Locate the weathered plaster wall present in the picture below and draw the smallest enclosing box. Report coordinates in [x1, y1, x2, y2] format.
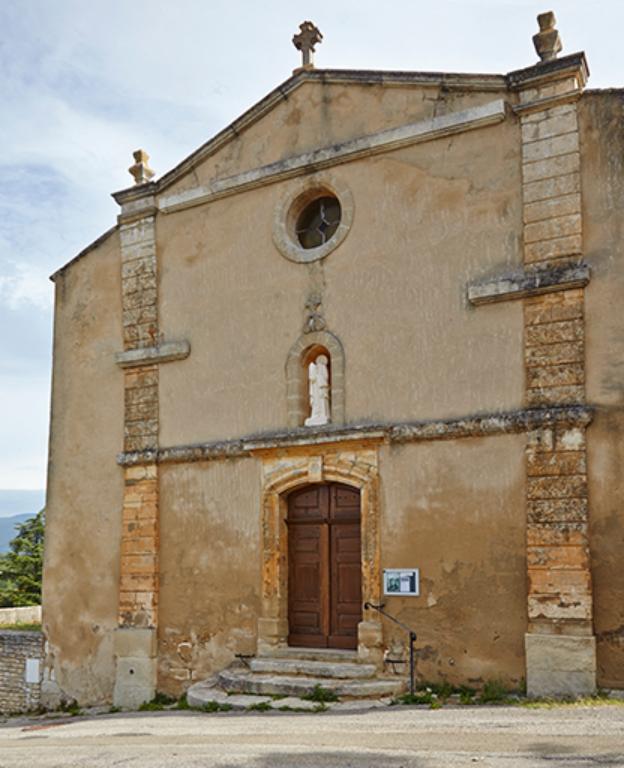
[159, 96, 524, 446]
[157, 459, 262, 695]
[43, 231, 124, 704]
[579, 90, 624, 688]
[379, 435, 527, 687]
[165, 82, 509, 198]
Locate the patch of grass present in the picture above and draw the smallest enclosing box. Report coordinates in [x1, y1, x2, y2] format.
[175, 694, 190, 710]
[108, 706, 121, 714]
[138, 692, 177, 712]
[302, 684, 339, 703]
[0, 622, 42, 632]
[59, 699, 82, 717]
[459, 686, 476, 705]
[392, 689, 437, 706]
[521, 694, 624, 709]
[479, 679, 510, 704]
[199, 700, 233, 713]
[428, 682, 454, 700]
[246, 701, 272, 712]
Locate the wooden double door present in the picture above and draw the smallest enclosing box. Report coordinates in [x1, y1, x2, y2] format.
[287, 483, 362, 649]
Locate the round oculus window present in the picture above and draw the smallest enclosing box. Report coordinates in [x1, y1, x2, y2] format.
[295, 195, 342, 250]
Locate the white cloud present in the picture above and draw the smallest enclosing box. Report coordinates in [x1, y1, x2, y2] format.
[0, 261, 52, 311]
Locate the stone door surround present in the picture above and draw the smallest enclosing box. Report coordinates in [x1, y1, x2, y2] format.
[256, 444, 384, 667]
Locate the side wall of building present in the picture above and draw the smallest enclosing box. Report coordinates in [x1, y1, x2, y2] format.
[580, 91, 624, 688]
[43, 232, 124, 705]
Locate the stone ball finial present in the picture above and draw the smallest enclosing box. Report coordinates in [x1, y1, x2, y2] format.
[533, 11, 563, 62]
[292, 21, 323, 69]
[128, 149, 155, 185]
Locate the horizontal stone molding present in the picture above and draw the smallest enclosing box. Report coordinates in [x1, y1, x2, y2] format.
[467, 262, 590, 306]
[159, 99, 507, 214]
[117, 405, 593, 466]
[115, 340, 191, 368]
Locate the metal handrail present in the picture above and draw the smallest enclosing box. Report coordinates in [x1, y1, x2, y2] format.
[364, 601, 417, 695]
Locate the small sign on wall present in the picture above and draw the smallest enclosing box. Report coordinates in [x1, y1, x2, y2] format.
[25, 658, 40, 684]
[383, 569, 420, 596]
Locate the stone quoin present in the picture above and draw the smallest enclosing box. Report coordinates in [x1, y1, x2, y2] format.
[41, 13, 624, 708]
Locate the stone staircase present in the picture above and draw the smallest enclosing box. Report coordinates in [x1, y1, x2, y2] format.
[187, 648, 405, 707]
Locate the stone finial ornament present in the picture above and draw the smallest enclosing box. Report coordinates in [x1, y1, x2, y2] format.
[128, 149, 155, 185]
[293, 21, 323, 69]
[533, 11, 563, 62]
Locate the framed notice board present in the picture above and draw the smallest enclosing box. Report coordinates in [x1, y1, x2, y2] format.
[383, 569, 420, 596]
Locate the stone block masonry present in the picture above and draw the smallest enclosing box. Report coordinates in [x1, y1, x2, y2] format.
[0, 631, 44, 713]
[114, 191, 161, 708]
[516, 54, 596, 696]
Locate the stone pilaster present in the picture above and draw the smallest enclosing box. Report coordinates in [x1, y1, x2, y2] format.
[113, 184, 160, 707]
[512, 53, 596, 696]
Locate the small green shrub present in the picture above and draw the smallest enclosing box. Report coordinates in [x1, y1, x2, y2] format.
[458, 686, 476, 705]
[479, 680, 509, 704]
[302, 684, 339, 703]
[247, 701, 272, 712]
[108, 706, 121, 714]
[138, 692, 177, 711]
[393, 689, 436, 706]
[175, 694, 190, 710]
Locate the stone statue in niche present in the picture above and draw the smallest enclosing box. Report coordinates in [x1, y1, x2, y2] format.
[304, 355, 330, 427]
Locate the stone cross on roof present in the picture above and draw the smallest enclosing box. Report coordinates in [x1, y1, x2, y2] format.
[293, 21, 323, 69]
[533, 11, 563, 62]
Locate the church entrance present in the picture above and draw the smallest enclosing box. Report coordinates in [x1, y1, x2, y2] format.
[287, 483, 362, 649]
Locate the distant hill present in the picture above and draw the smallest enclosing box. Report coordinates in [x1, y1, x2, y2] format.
[0, 514, 34, 553]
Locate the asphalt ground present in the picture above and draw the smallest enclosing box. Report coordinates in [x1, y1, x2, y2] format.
[0, 704, 623, 767]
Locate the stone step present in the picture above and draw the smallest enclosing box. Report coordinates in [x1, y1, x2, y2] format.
[249, 657, 377, 679]
[217, 667, 404, 699]
[265, 647, 358, 662]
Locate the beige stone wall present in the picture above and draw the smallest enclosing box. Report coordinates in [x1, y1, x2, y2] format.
[579, 91, 624, 688]
[159, 94, 524, 446]
[157, 459, 262, 695]
[379, 436, 527, 687]
[165, 82, 508, 199]
[43, 79, 624, 702]
[43, 231, 124, 704]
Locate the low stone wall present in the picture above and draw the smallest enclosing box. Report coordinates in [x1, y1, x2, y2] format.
[0, 605, 42, 625]
[0, 631, 44, 713]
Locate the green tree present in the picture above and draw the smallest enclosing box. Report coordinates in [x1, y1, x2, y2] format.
[0, 509, 45, 607]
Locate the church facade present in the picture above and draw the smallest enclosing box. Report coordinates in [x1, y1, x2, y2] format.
[42, 15, 624, 707]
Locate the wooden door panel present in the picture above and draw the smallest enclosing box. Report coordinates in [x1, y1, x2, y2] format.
[329, 520, 361, 649]
[288, 522, 328, 647]
[288, 483, 361, 650]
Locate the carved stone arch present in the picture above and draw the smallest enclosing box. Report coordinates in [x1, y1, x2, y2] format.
[285, 330, 345, 428]
[257, 449, 382, 666]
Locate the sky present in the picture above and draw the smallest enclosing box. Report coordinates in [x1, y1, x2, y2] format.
[0, 0, 622, 505]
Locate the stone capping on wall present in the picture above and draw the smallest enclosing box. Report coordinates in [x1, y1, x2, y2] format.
[158, 99, 507, 214]
[506, 52, 589, 90]
[467, 262, 590, 306]
[117, 405, 593, 467]
[115, 340, 191, 368]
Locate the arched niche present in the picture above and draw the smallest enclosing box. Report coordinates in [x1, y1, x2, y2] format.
[285, 330, 345, 428]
